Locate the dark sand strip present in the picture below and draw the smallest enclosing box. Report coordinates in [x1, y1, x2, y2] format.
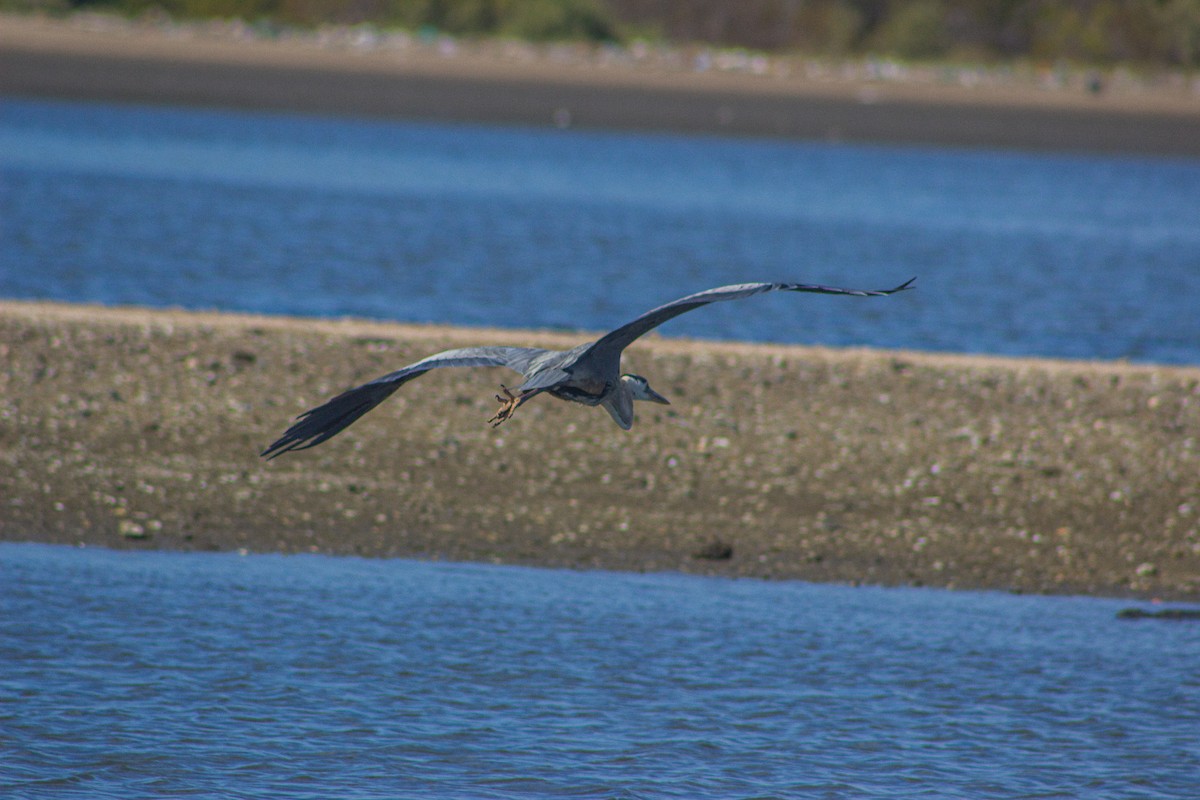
[2, 15, 1199, 155]
[3, 301, 1198, 599]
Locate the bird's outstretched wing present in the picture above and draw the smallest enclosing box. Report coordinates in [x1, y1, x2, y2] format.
[261, 346, 550, 459]
[587, 278, 915, 359]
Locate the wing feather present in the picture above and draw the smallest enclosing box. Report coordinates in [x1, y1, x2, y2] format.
[587, 278, 915, 359]
[261, 346, 551, 459]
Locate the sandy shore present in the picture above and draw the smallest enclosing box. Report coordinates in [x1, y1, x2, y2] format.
[2, 13, 1199, 155]
[2, 300, 1198, 599]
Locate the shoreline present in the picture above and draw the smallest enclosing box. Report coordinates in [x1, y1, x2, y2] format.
[3, 300, 1198, 600]
[2, 13, 1199, 155]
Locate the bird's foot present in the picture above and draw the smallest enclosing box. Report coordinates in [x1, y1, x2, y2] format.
[488, 385, 522, 427]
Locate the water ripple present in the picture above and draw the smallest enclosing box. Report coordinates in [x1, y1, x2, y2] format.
[3, 98, 1199, 364]
[3, 544, 1199, 798]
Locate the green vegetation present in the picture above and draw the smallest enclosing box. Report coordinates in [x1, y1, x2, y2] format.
[14, 0, 1200, 66]
[27, 0, 621, 41]
[603, 0, 1200, 67]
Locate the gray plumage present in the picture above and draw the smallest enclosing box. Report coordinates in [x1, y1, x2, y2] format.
[261, 278, 914, 459]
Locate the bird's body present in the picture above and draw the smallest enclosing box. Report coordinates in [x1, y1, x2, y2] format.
[262, 279, 913, 459]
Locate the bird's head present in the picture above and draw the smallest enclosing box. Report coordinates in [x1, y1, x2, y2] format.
[621, 374, 670, 406]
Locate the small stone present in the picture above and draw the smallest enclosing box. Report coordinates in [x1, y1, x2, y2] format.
[118, 520, 148, 539]
[693, 539, 733, 560]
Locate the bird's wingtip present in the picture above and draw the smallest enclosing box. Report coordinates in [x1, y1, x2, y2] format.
[259, 443, 287, 460]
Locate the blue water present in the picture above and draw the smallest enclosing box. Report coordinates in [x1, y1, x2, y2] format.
[2, 543, 1198, 799]
[3, 97, 1200, 363]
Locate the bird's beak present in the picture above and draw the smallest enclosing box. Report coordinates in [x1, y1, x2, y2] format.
[646, 387, 670, 405]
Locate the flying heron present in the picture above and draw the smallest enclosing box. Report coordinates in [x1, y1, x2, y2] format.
[261, 278, 914, 459]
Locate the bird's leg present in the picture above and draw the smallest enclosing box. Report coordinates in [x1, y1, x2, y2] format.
[488, 384, 531, 427]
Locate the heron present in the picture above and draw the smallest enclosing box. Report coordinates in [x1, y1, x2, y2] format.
[261, 278, 914, 459]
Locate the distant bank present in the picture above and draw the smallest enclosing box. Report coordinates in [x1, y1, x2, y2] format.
[2, 300, 1198, 600]
[1, 13, 1198, 156]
